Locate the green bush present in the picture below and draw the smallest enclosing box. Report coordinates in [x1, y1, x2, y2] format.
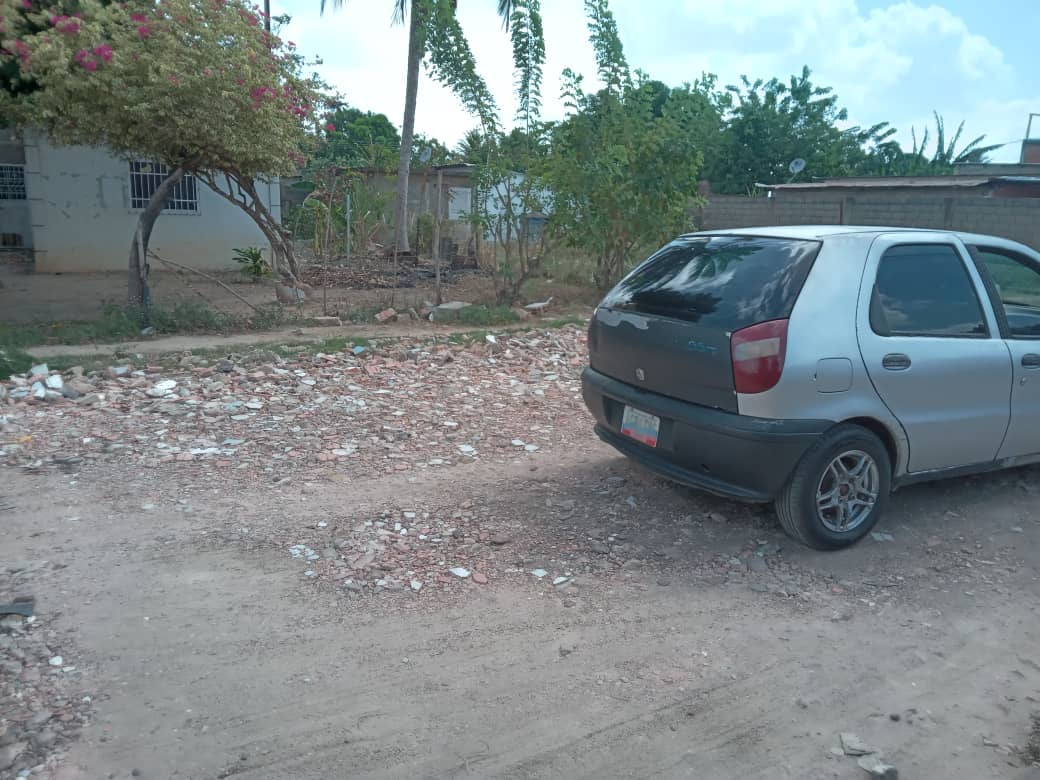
[233, 246, 271, 280]
[147, 301, 234, 333]
[415, 212, 436, 254]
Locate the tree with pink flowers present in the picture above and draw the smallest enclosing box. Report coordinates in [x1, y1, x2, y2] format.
[0, 0, 329, 303]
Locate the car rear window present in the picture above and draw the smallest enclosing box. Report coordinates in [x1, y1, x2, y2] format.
[600, 235, 822, 328]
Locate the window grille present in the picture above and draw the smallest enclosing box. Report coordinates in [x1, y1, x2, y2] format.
[129, 160, 198, 212]
[0, 164, 26, 200]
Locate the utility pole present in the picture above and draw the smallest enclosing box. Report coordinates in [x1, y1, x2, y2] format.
[263, 0, 271, 33]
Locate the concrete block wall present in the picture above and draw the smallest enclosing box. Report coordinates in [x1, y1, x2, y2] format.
[24, 134, 276, 273]
[695, 195, 773, 230]
[698, 189, 1040, 251]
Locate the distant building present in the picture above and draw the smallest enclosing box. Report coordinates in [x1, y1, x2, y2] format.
[0, 129, 277, 273]
[697, 170, 1040, 251]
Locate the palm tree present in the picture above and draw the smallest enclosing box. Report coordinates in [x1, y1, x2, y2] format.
[320, 0, 519, 252]
[906, 112, 1003, 170]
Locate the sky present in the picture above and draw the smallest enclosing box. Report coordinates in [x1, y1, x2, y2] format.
[277, 0, 1039, 164]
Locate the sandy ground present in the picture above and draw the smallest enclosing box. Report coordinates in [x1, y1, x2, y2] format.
[4, 438, 1040, 779]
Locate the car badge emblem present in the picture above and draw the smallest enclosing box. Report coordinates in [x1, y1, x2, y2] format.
[635, 368, 646, 382]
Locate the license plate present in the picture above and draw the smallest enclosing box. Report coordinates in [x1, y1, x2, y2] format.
[621, 406, 660, 447]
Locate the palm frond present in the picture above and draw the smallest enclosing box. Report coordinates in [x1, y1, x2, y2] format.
[392, 0, 407, 25]
[498, 0, 514, 27]
[583, 0, 630, 97]
[319, 0, 346, 15]
[510, 0, 545, 128]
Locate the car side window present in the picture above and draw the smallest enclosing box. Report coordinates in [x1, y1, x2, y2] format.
[972, 246, 1040, 338]
[870, 244, 987, 338]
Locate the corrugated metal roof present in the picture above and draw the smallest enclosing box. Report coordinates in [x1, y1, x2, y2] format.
[757, 176, 992, 190]
[758, 175, 1040, 190]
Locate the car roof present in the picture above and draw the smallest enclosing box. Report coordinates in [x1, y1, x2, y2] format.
[684, 225, 1036, 252]
[685, 225, 941, 240]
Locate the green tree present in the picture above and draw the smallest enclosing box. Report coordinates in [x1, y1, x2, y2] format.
[704, 67, 1002, 190]
[317, 107, 452, 171]
[706, 66, 879, 194]
[543, 0, 708, 289]
[319, 0, 522, 252]
[323, 106, 402, 169]
[1, 0, 328, 303]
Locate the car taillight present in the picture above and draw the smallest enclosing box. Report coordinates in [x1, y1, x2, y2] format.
[731, 319, 788, 394]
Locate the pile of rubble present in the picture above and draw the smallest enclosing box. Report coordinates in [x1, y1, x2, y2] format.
[0, 597, 93, 778]
[0, 326, 588, 485]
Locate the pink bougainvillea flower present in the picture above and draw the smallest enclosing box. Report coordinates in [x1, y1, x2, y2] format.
[81, 59, 98, 71]
[21, 0, 32, 9]
[325, 123, 335, 132]
[130, 12, 148, 21]
[93, 44, 113, 62]
[137, 25, 150, 39]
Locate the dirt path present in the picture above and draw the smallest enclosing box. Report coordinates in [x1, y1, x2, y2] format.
[4, 440, 1040, 779]
[23, 313, 587, 361]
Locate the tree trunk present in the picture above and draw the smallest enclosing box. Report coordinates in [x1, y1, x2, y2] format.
[394, 2, 423, 253]
[128, 166, 185, 307]
[200, 172, 300, 283]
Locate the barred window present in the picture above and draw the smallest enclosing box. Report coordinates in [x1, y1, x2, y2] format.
[129, 160, 198, 212]
[0, 164, 26, 200]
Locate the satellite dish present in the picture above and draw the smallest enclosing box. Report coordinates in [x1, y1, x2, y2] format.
[419, 147, 432, 164]
[788, 158, 806, 174]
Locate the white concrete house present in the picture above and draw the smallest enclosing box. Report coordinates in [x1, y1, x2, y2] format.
[0, 129, 277, 273]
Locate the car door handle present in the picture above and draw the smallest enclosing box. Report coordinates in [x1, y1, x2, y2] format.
[1022, 353, 1040, 369]
[882, 353, 911, 371]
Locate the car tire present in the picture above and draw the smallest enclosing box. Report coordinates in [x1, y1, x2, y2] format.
[775, 424, 892, 550]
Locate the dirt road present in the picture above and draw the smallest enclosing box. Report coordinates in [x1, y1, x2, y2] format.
[3, 328, 1040, 779]
[4, 445, 1040, 780]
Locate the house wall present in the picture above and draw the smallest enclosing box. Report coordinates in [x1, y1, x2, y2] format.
[0, 128, 32, 249]
[698, 189, 1040, 251]
[24, 135, 276, 273]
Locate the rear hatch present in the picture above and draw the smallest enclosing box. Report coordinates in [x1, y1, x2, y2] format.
[588, 234, 822, 413]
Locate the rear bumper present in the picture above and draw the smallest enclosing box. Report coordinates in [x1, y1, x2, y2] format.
[582, 367, 831, 502]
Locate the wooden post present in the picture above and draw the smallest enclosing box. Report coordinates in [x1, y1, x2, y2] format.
[433, 168, 443, 306]
[344, 190, 352, 264]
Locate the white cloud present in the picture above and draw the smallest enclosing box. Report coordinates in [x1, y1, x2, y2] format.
[278, 0, 1029, 162]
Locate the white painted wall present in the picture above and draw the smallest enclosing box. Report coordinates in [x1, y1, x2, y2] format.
[24, 134, 277, 273]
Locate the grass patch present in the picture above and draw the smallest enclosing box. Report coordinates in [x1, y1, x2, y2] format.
[0, 302, 303, 351]
[0, 345, 34, 376]
[454, 305, 520, 327]
[342, 306, 389, 324]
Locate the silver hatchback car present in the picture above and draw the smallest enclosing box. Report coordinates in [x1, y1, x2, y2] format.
[582, 226, 1040, 549]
